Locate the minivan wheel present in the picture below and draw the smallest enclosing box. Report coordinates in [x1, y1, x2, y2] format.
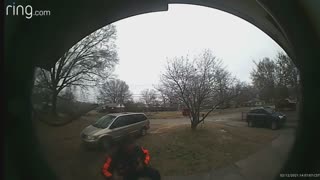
[140, 128, 147, 136]
[100, 137, 112, 150]
[271, 121, 278, 130]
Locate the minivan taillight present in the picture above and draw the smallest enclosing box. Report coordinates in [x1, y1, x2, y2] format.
[146, 121, 150, 129]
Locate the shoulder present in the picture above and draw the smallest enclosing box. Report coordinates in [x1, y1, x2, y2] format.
[133, 145, 144, 152]
[105, 151, 119, 161]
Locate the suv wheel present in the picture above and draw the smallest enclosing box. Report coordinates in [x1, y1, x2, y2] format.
[100, 137, 112, 150]
[140, 128, 147, 136]
[271, 121, 278, 130]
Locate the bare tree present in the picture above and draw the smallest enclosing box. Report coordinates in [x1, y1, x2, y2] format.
[98, 79, 132, 105]
[155, 85, 180, 109]
[232, 82, 259, 106]
[34, 25, 118, 115]
[275, 52, 299, 87]
[212, 65, 238, 107]
[160, 50, 240, 130]
[275, 52, 300, 99]
[140, 89, 158, 110]
[250, 57, 277, 102]
[250, 52, 299, 101]
[60, 86, 75, 102]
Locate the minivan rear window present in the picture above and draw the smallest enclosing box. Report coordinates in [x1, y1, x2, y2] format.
[131, 114, 147, 124]
[137, 114, 147, 121]
[92, 115, 116, 128]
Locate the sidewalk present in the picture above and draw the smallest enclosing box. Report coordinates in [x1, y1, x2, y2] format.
[163, 128, 295, 180]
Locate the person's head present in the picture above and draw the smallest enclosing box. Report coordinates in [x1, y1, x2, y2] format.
[119, 135, 136, 153]
[106, 142, 119, 155]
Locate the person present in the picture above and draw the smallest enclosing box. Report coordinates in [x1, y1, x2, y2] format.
[102, 136, 161, 180]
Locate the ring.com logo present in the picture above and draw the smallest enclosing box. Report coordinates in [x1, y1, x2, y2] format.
[6, 2, 51, 19]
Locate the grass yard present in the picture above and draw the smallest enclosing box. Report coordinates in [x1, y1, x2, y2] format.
[34, 108, 280, 179]
[145, 107, 251, 120]
[146, 111, 184, 119]
[35, 103, 98, 126]
[137, 122, 279, 176]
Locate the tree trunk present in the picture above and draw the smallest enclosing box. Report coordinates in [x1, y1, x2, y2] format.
[191, 122, 198, 130]
[191, 115, 199, 130]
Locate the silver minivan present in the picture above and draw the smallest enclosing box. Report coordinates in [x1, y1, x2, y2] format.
[81, 112, 150, 149]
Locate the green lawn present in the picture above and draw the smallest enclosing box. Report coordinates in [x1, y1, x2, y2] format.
[137, 122, 279, 176]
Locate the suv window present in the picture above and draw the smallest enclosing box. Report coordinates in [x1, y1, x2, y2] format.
[250, 109, 266, 114]
[110, 116, 131, 129]
[264, 108, 274, 114]
[250, 109, 259, 113]
[256, 109, 267, 114]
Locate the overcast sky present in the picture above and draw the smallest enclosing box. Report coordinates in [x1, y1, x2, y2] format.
[111, 4, 285, 99]
[81, 4, 286, 102]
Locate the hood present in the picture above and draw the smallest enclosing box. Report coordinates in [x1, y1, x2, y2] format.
[81, 125, 102, 136]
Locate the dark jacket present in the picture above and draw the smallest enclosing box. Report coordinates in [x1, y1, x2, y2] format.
[102, 145, 150, 179]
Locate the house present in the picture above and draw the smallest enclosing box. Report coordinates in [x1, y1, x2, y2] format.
[275, 98, 296, 111]
[97, 103, 125, 113]
[242, 98, 265, 107]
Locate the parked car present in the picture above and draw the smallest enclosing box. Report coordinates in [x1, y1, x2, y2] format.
[246, 107, 286, 130]
[275, 99, 296, 111]
[81, 112, 150, 149]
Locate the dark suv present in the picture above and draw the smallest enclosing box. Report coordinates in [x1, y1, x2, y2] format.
[246, 107, 286, 130]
